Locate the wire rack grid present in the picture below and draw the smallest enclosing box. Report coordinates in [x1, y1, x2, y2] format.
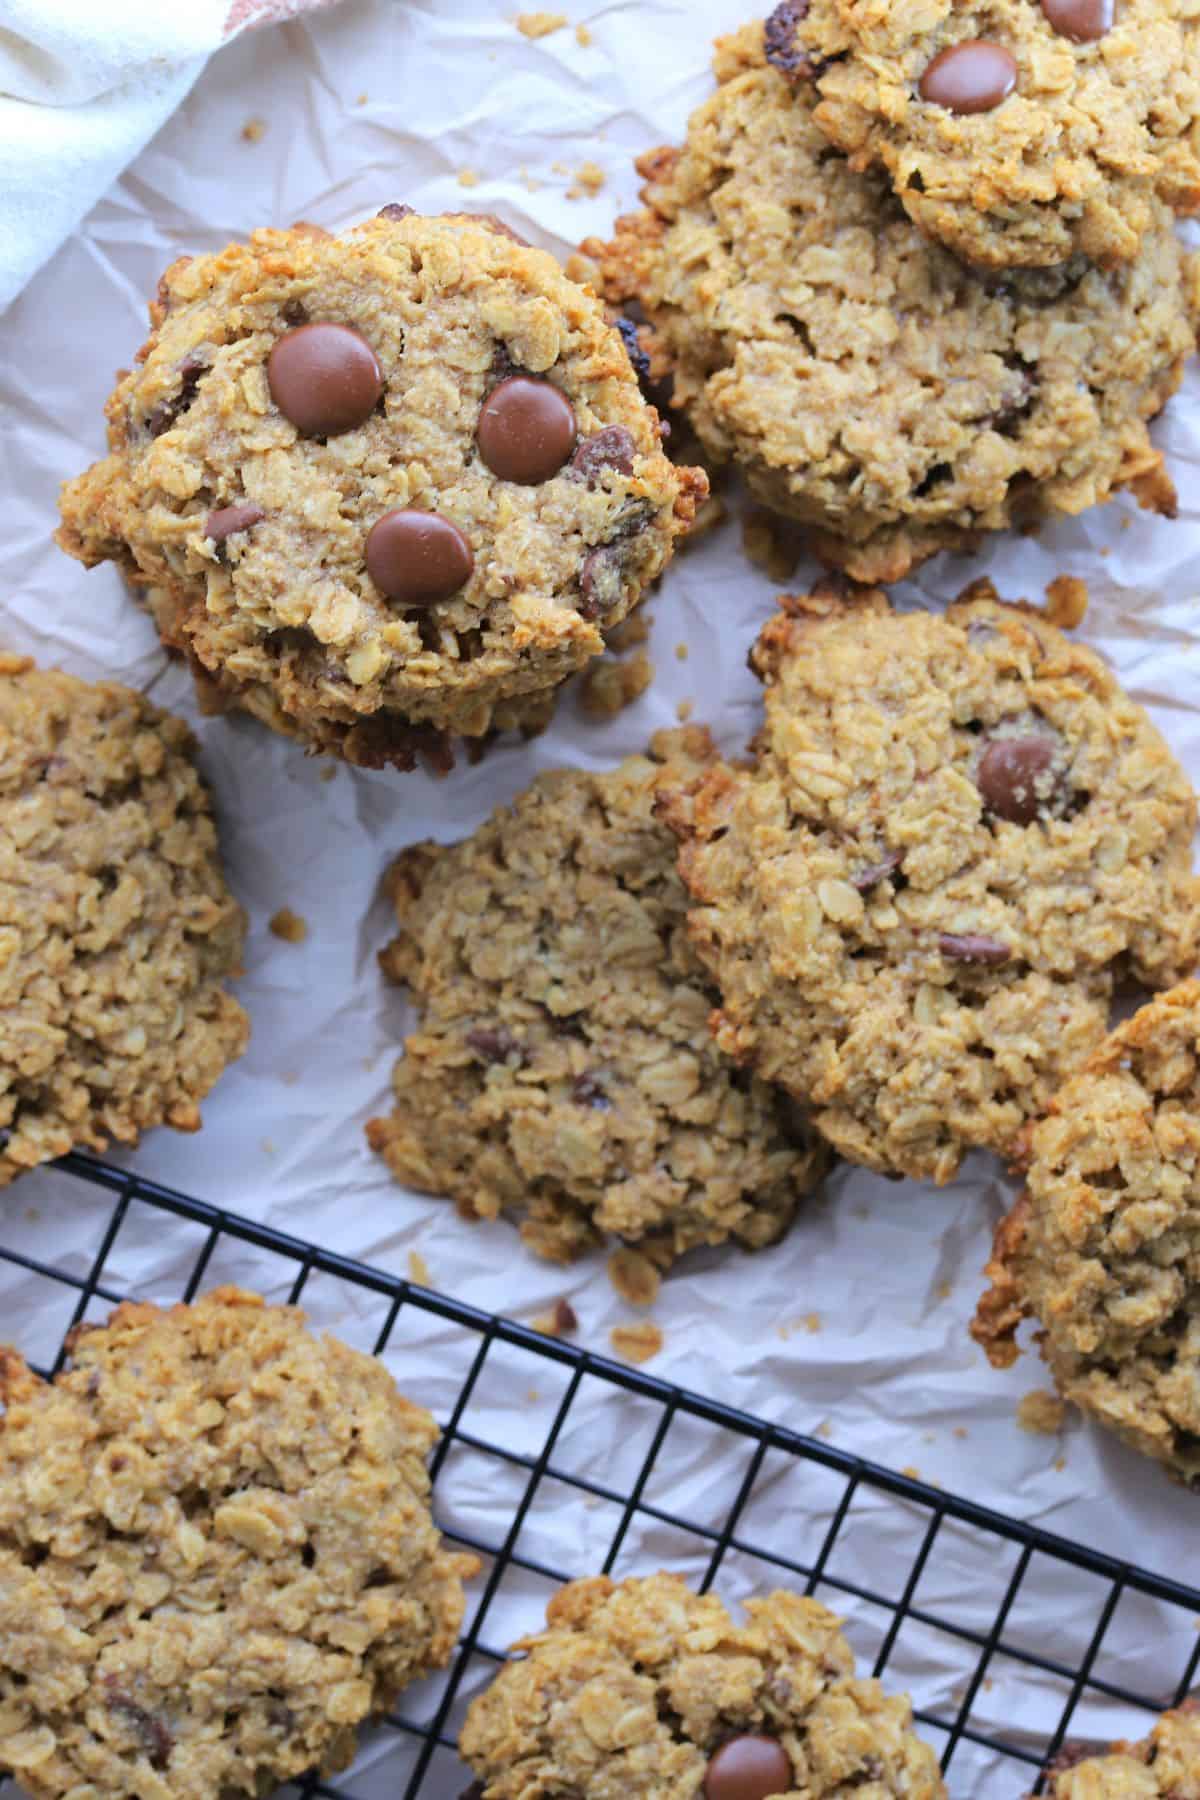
[0, 1151, 1197, 1800]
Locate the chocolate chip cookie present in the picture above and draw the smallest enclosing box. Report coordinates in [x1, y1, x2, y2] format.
[458, 1572, 947, 1799]
[658, 585, 1199, 1184]
[56, 211, 705, 767]
[366, 728, 826, 1265]
[973, 982, 1200, 1485]
[0, 652, 248, 1185]
[1039, 1702, 1200, 1796]
[579, 20, 1199, 583]
[777, 0, 1200, 269]
[0, 1288, 476, 1800]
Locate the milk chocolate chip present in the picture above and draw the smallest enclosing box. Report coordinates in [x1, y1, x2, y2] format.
[919, 41, 1018, 113]
[976, 731, 1061, 825]
[267, 322, 383, 436]
[939, 932, 1012, 964]
[1041, 0, 1114, 41]
[477, 376, 576, 483]
[704, 1735, 792, 1800]
[366, 510, 474, 606]
[205, 503, 265, 543]
[569, 426, 636, 486]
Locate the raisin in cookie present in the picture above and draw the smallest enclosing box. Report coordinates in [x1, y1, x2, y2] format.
[0, 653, 248, 1184]
[1038, 1702, 1200, 1796]
[366, 728, 826, 1265]
[57, 211, 705, 767]
[973, 982, 1200, 1485]
[458, 1572, 946, 1798]
[578, 21, 1199, 584]
[0, 1288, 476, 1800]
[659, 586, 1199, 1185]
[779, 0, 1200, 270]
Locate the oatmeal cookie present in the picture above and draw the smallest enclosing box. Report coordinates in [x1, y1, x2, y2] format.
[0, 653, 247, 1184]
[366, 728, 826, 1265]
[0, 1288, 476, 1800]
[973, 982, 1200, 1485]
[1038, 1701, 1200, 1796]
[458, 1571, 946, 1798]
[57, 210, 705, 766]
[779, 0, 1200, 270]
[580, 21, 1199, 583]
[659, 585, 1199, 1184]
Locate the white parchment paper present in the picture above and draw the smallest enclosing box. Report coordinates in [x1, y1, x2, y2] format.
[1, 3, 1199, 1792]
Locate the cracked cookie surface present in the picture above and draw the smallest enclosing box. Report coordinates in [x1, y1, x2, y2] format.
[659, 586, 1199, 1184]
[0, 652, 247, 1184]
[1039, 1701, 1200, 1796]
[973, 983, 1200, 1486]
[458, 1571, 946, 1798]
[0, 1288, 476, 1800]
[366, 728, 826, 1265]
[783, 0, 1200, 270]
[579, 20, 1199, 583]
[57, 212, 704, 766]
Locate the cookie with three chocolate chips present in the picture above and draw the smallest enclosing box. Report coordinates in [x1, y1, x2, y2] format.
[57, 211, 704, 767]
[657, 582, 1199, 1184]
[780, 0, 1200, 269]
[580, 17, 1200, 583]
[458, 1572, 946, 1799]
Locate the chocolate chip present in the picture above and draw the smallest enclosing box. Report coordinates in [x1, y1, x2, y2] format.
[102, 1683, 173, 1770]
[205, 503, 265, 544]
[938, 932, 1012, 965]
[458, 1786, 486, 1800]
[365, 509, 474, 606]
[146, 353, 205, 438]
[466, 1025, 525, 1065]
[764, 0, 821, 81]
[615, 315, 651, 385]
[568, 426, 637, 487]
[918, 41, 1018, 113]
[852, 849, 903, 892]
[572, 1072, 611, 1109]
[267, 321, 383, 436]
[377, 202, 414, 220]
[579, 547, 624, 620]
[1040, 0, 1113, 41]
[704, 1734, 792, 1800]
[476, 375, 576, 483]
[976, 730, 1061, 825]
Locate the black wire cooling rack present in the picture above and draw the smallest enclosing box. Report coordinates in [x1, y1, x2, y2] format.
[1, 1152, 1197, 1800]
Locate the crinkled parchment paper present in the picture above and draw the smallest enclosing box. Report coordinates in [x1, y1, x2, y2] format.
[1, 3, 1199, 1791]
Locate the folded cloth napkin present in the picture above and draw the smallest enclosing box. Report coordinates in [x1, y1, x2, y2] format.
[0, 0, 336, 313]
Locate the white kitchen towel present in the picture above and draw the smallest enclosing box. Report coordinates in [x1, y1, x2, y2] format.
[0, 0, 337, 313]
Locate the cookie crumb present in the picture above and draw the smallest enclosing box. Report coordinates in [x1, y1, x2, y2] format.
[261, 1138, 276, 1155]
[579, 649, 654, 720]
[675, 641, 689, 662]
[805, 1312, 821, 1333]
[937, 1280, 951, 1300]
[533, 1298, 579, 1337]
[269, 907, 308, 945]
[319, 764, 337, 783]
[1044, 574, 1089, 630]
[407, 1250, 432, 1286]
[516, 10, 567, 36]
[241, 117, 266, 143]
[901, 1465, 920, 1480]
[608, 1247, 661, 1307]
[356, 92, 368, 105]
[575, 21, 592, 44]
[457, 168, 481, 189]
[567, 161, 606, 201]
[1054, 1455, 1067, 1471]
[551, 159, 569, 176]
[1018, 1389, 1067, 1435]
[815, 1421, 832, 1439]
[519, 165, 543, 193]
[953, 1426, 968, 1439]
[675, 699, 693, 723]
[610, 1320, 663, 1365]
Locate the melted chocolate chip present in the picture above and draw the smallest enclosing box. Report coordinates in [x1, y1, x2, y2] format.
[146, 353, 205, 438]
[1040, 0, 1114, 41]
[205, 503, 265, 544]
[476, 376, 577, 483]
[615, 315, 652, 386]
[852, 849, 904, 892]
[764, 0, 821, 81]
[572, 1072, 611, 1109]
[568, 426, 637, 486]
[553, 1298, 579, 1333]
[976, 731, 1061, 825]
[938, 932, 1012, 964]
[704, 1734, 792, 1800]
[919, 41, 1018, 113]
[466, 1025, 525, 1065]
[365, 509, 474, 606]
[579, 547, 624, 620]
[267, 322, 383, 436]
[377, 202, 414, 220]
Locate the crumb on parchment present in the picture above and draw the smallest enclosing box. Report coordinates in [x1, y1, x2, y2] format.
[516, 11, 567, 37]
[610, 1320, 663, 1365]
[676, 700, 693, 723]
[608, 1247, 660, 1307]
[675, 641, 689, 662]
[1044, 574, 1089, 629]
[576, 22, 592, 45]
[408, 1250, 432, 1286]
[457, 168, 480, 189]
[579, 649, 653, 720]
[1018, 1389, 1067, 1435]
[567, 162, 606, 201]
[533, 1298, 579, 1337]
[269, 907, 308, 945]
[241, 117, 266, 143]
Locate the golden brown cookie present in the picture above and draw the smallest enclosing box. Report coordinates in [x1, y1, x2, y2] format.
[973, 982, 1200, 1486]
[366, 728, 826, 1265]
[779, 0, 1200, 269]
[659, 585, 1199, 1184]
[1038, 1701, 1200, 1797]
[57, 211, 705, 766]
[0, 1288, 476, 1800]
[458, 1571, 947, 1798]
[0, 652, 248, 1184]
[579, 21, 1199, 583]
